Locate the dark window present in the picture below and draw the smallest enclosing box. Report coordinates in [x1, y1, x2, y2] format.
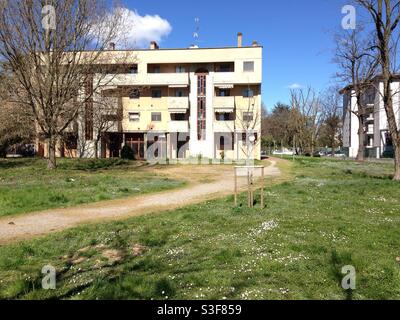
[85, 77, 93, 140]
[197, 75, 206, 96]
[197, 74, 207, 140]
[216, 113, 230, 121]
[65, 134, 78, 150]
[241, 132, 258, 142]
[175, 89, 184, 97]
[151, 112, 162, 122]
[219, 64, 231, 72]
[152, 89, 162, 98]
[243, 112, 254, 122]
[385, 132, 393, 146]
[176, 66, 186, 73]
[129, 65, 138, 74]
[153, 66, 160, 73]
[171, 113, 187, 121]
[242, 88, 254, 98]
[218, 134, 234, 150]
[217, 89, 231, 97]
[129, 88, 140, 99]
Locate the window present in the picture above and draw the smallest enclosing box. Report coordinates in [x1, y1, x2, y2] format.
[151, 89, 162, 98]
[129, 88, 140, 99]
[175, 89, 184, 97]
[217, 89, 231, 97]
[218, 134, 234, 150]
[242, 88, 254, 97]
[129, 112, 140, 122]
[171, 113, 186, 121]
[243, 61, 254, 72]
[243, 112, 254, 122]
[85, 78, 93, 140]
[65, 133, 78, 150]
[219, 64, 231, 72]
[151, 112, 162, 122]
[242, 132, 258, 142]
[216, 113, 230, 121]
[153, 65, 161, 73]
[129, 65, 138, 74]
[176, 66, 186, 73]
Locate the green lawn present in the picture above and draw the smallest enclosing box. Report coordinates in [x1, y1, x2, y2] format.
[0, 157, 399, 300]
[0, 158, 184, 217]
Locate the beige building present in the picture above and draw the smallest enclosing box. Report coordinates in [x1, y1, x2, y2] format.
[39, 33, 262, 161]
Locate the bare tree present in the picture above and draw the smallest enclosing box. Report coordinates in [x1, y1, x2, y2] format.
[355, 0, 400, 180]
[0, 0, 127, 168]
[320, 86, 343, 156]
[290, 87, 325, 156]
[91, 87, 123, 158]
[334, 27, 378, 161]
[0, 63, 35, 156]
[237, 85, 262, 165]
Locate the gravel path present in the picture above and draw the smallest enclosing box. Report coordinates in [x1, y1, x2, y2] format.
[0, 160, 281, 244]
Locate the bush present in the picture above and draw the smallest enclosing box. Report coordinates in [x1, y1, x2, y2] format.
[121, 145, 135, 160]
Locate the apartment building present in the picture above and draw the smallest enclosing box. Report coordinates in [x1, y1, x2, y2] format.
[342, 75, 400, 158]
[38, 33, 262, 161]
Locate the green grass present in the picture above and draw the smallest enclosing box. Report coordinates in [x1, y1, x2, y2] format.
[0, 157, 399, 300]
[0, 158, 184, 217]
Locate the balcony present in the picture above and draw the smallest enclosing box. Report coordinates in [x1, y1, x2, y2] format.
[143, 73, 189, 86]
[98, 73, 189, 86]
[213, 72, 262, 85]
[213, 120, 235, 133]
[213, 96, 235, 112]
[213, 72, 235, 85]
[168, 97, 189, 113]
[168, 121, 189, 133]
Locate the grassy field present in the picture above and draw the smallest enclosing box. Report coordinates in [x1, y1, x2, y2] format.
[0, 157, 399, 300]
[0, 158, 184, 217]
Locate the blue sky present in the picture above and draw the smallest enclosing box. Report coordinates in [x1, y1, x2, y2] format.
[124, 0, 350, 110]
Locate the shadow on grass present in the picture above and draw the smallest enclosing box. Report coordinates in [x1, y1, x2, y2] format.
[0, 158, 38, 170]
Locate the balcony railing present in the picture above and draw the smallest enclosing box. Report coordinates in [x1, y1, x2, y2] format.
[98, 73, 189, 86]
[213, 71, 262, 85]
[213, 96, 235, 112]
[168, 121, 189, 133]
[168, 97, 189, 112]
[213, 120, 235, 133]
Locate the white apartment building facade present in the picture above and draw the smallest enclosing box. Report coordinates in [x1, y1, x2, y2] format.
[37, 34, 262, 161]
[342, 75, 400, 159]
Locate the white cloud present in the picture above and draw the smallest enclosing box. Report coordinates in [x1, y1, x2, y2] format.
[109, 8, 172, 49]
[286, 83, 304, 90]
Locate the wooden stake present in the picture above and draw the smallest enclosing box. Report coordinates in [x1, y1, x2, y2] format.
[247, 171, 251, 208]
[234, 167, 237, 206]
[261, 166, 265, 208]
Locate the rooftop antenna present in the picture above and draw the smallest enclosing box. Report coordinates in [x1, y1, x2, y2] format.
[192, 17, 200, 47]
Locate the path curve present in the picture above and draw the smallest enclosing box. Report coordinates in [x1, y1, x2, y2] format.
[0, 160, 281, 244]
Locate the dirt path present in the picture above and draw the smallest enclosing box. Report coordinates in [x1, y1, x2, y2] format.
[0, 160, 281, 244]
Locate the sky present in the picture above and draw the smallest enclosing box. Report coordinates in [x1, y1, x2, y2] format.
[119, 0, 351, 110]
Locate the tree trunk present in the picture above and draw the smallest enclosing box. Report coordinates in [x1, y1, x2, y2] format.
[47, 136, 57, 169]
[94, 138, 99, 159]
[393, 143, 400, 181]
[382, 69, 400, 180]
[331, 137, 336, 157]
[356, 116, 365, 162]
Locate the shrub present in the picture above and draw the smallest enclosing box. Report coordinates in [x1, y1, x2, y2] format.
[121, 145, 135, 160]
